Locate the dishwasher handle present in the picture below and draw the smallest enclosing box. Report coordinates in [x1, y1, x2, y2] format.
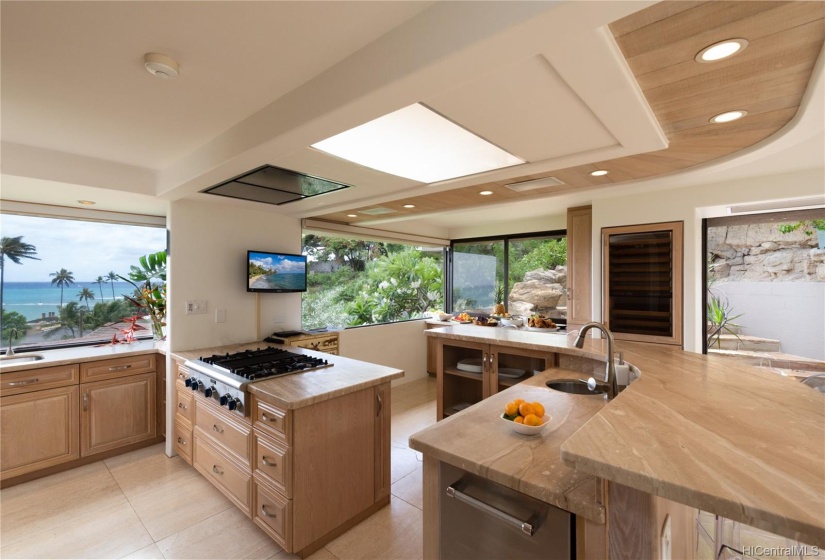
[446, 484, 535, 536]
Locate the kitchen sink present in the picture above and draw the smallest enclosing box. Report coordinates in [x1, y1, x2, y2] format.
[0, 354, 45, 366]
[546, 379, 608, 396]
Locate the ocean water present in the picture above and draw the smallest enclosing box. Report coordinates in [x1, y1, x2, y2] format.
[250, 273, 305, 291]
[2, 282, 137, 321]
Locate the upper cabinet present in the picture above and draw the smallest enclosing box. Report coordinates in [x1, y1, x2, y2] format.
[566, 206, 593, 328]
[602, 221, 683, 347]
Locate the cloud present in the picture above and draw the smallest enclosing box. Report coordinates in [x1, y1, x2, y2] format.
[275, 257, 305, 273]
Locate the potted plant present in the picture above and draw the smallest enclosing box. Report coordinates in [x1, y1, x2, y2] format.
[778, 219, 825, 249]
[120, 251, 167, 340]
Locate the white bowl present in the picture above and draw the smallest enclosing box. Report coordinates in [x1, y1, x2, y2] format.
[500, 317, 524, 327]
[500, 413, 551, 435]
[437, 313, 453, 321]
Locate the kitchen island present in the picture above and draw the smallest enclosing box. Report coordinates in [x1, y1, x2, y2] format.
[171, 342, 404, 558]
[411, 326, 824, 558]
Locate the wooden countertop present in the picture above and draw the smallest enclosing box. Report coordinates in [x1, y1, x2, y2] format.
[171, 342, 404, 410]
[424, 326, 825, 547]
[409, 369, 607, 523]
[0, 339, 161, 373]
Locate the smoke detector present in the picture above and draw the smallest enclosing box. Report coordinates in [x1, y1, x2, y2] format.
[144, 53, 180, 79]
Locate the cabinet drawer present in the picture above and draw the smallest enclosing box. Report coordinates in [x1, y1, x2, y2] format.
[1, 364, 79, 397]
[195, 401, 250, 464]
[194, 436, 251, 513]
[253, 400, 290, 444]
[254, 433, 291, 498]
[80, 354, 156, 383]
[253, 478, 291, 549]
[175, 386, 193, 422]
[174, 417, 193, 465]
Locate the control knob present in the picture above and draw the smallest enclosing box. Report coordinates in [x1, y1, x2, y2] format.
[204, 386, 217, 398]
[227, 398, 238, 411]
[190, 380, 202, 392]
[220, 394, 231, 406]
[185, 377, 196, 388]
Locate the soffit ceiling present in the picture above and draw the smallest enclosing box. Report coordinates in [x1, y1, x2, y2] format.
[0, 1, 823, 231]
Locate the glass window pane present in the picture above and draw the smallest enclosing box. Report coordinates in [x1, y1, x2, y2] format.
[507, 236, 567, 320]
[452, 241, 504, 314]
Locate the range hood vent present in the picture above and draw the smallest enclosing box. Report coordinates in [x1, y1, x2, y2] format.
[504, 176, 564, 192]
[359, 207, 397, 216]
[202, 165, 351, 206]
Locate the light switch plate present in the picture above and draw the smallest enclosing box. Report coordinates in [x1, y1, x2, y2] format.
[215, 309, 226, 323]
[185, 300, 208, 315]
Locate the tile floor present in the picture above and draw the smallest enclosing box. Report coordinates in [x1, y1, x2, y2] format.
[0, 377, 437, 560]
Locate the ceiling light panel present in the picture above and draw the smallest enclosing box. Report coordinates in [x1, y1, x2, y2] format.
[696, 39, 748, 63]
[711, 110, 747, 123]
[311, 104, 524, 184]
[504, 177, 564, 192]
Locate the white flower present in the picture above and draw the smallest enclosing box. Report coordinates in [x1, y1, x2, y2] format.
[410, 280, 421, 289]
[379, 281, 390, 290]
[390, 277, 398, 286]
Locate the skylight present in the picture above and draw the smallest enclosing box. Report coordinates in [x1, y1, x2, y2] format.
[311, 103, 524, 184]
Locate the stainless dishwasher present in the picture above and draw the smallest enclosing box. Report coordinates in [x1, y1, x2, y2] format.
[440, 462, 574, 559]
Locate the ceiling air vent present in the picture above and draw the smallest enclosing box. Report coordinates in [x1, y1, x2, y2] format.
[359, 207, 397, 216]
[504, 176, 564, 193]
[202, 164, 351, 206]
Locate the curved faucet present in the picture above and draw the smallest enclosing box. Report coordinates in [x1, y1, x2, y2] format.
[574, 322, 618, 398]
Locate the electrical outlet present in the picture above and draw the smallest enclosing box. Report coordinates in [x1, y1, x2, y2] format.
[215, 309, 226, 323]
[185, 300, 208, 315]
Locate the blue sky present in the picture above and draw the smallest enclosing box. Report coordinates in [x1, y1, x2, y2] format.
[250, 253, 305, 274]
[0, 215, 166, 282]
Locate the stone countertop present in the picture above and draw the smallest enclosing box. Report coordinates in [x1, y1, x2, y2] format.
[424, 326, 825, 547]
[171, 342, 404, 410]
[409, 369, 607, 523]
[0, 339, 162, 373]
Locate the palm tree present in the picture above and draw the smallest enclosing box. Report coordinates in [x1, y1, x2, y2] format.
[0, 236, 40, 325]
[77, 287, 95, 309]
[106, 271, 118, 300]
[94, 276, 105, 300]
[49, 268, 75, 307]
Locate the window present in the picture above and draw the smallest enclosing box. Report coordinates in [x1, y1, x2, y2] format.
[450, 232, 567, 319]
[1, 214, 167, 351]
[301, 233, 444, 329]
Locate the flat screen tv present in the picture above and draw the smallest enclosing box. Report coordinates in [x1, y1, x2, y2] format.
[247, 250, 307, 293]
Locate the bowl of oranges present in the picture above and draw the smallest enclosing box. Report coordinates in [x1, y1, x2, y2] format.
[501, 399, 550, 435]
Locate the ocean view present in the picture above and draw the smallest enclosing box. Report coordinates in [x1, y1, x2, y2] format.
[2, 281, 137, 321]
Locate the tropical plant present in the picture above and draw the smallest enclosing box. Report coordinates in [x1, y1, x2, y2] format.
[106, 271, 118, 299]
[94, 276, 106, 300]
[777, 219, 825, 236]
[119, 251, 167, 339]
[707, 290, 743, 349]
[45, 301, 81, 338]
[49, 268, 75, 308]
[77, 287, 95, 309]
[83, 300, 133, 331]
[1, 310, 28, 343]
[0, 236, 39, 331]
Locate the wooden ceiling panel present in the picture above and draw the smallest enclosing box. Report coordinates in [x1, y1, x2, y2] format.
[312, 1, 825, 226]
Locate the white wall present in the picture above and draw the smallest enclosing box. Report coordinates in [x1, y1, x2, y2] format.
[339, 320, 428, 386]
[168, 199, 302, 352]
[714, 282, 825, 360]
[591, 168, 825, 353]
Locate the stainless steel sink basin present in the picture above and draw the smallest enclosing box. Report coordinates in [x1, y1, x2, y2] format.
[0, 354, 45, 365]
[546, 379, 608, 396]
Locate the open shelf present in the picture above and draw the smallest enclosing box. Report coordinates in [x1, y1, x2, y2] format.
[444, 367, 483, 381]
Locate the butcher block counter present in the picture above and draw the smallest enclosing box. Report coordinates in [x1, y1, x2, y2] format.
[416, 325, 825, 551]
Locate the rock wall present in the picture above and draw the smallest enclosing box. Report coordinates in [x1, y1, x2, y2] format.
[508, 266, 567, 317]
[708, 224, 824, 282]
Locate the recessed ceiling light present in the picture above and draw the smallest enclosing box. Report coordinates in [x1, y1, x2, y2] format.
[710, 110, 748, 124]
[403, 204, 416, 209]
[695, 39, 748, 63]
[479, 190, 494, 196]
[144, 53, 180, 79]
[77, 200, 96, 205]
[590, 170, 609, 177]
[347, 214, 357, 218]
[311, 103, 524, 183]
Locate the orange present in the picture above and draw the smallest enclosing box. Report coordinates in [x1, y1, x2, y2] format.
[532, 402, 545, 418]
[523, 414, 542, 427]
[513, 416, 524, 424]
[513, 398, 525, 407]
[504, 401, 519, 416]
[518, 402, 534, 417]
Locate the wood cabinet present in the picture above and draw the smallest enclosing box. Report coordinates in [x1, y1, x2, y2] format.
[437, 339, 556, 420]
[567, 205, 593, 329]
[81, 371, 156, 456]
[0, 385, 80, 480]
[602, 221, 683, 347]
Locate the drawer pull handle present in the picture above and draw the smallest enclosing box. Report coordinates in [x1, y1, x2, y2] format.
[8, 378, 39, 386]
[178, 402, 187, 409]
[212, 465, 223, 475]
[177, 437, 186, 445]
[108, 364, 132, 372]
[446, 483, 535, 536]
[261, 413, 277, 423]
[262, 456, 277, 467]
[260, 505, 277, 518]
[212, 424, 224, 434]
[82, 391, 89, 411]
